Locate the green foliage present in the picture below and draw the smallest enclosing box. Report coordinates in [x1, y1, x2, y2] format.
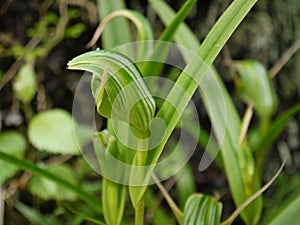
[262, 173, 300, 225]
[68, 50, 156, 132]
[252, 103, 300, 156]
[183, 194, 222, 225]
[28, 109, 83, 154]
[265, 195, 300, 225]
[13, 63, 37, 104]
[97, 0, 132, 49]
[0, 131, 27, 184]
[26, 12, 59, 38]
[14, 201, 62, 225]
[65, 24, 86, 39]
[29, 164, 78, 201]
[235, 60, 277, 119]
[146, 190, 176, 225]
[0, 0, 299, 225]
[176, 164, 197, 209]
[148, 0, 200, 54]
[0, 151, 102, 211]
[93, 130, 126, 225]
[102, 179, 126, 225]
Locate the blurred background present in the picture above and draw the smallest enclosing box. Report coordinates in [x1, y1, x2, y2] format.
[0, 0, 299, 224]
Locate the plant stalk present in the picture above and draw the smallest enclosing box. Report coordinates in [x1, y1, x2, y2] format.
[128, 128, 149, 224]
[134, 193, 146, 225]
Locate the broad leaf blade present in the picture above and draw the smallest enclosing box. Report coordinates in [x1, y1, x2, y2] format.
[28, 109, 82, 154]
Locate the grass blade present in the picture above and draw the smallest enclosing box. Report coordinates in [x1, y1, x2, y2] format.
[143, 0, 198, 76]
[148, 0, 200, 52]
[0, 152, 101, 212]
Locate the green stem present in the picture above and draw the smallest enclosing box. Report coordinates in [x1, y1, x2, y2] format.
[129, 129, 149, 224]
[135, 193, 146, 225]
[256, 117, 270, 177]
[259, 117, 270, 135]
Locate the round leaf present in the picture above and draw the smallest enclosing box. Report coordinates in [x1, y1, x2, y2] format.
[28, 109, 80, 154]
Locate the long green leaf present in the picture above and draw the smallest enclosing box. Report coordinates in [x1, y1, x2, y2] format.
[265, 194, 300, 225]
[148, 0, 223, 169]
[201, 68, 263, 225]
[149, 0, 256, 163]
[149, 0, 260, 224]
[196, 0, 257, 64]
[149, 0, 200, 51]
[0, 152, 101, 212]
[144, 0, 199, 76]
[159, 0, 197, 42]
